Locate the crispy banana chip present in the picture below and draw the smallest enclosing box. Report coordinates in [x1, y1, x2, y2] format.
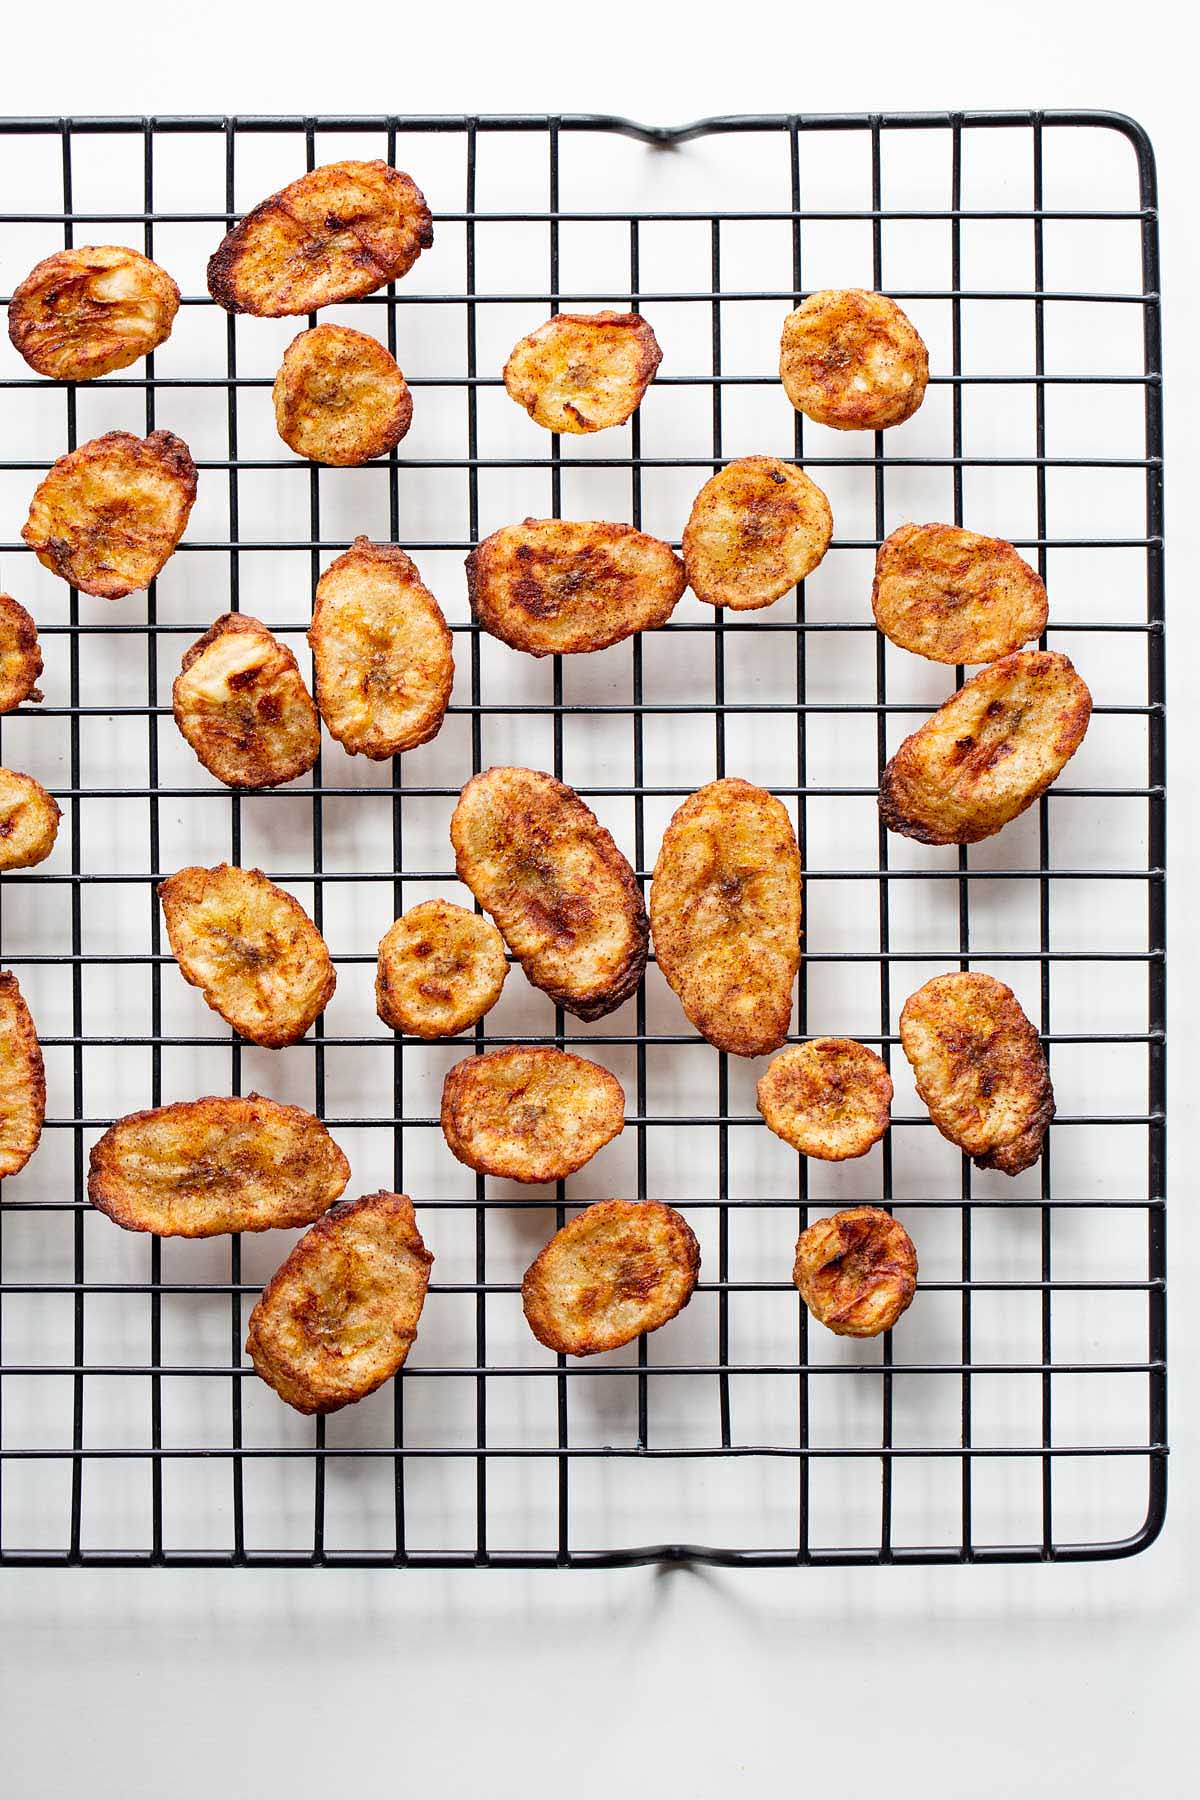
[503, 311, 662, 433]
[522, 1200, 700, 1356]
[899, 972, 1054, 1175]
[682, 456, 833, 611]
[159, 864, 335, 1048]
[880, 649, 1092, 845]
[0, 594, 44, 713]
[0, 970, 45, 1179]
[794, 1206, 917, 1338]
[22, 429, 197, 599]
[88, 1093, 349, 1237]
[273, 324, 412, 466]
[441, 1047, 624, 1184]
[650, 777, 801, 1057]
[173, 612, 320, 790]
[7, 245, 180, 381]
[207, 160, 433, 317]
[872, 522, 1048, 665]
[451, 766, 647, 1020]
[0, 768, 60, 871]
[780, 288, 928, 430]
[376, 899, 508, 1038]
[467, 516, 684, 656]
[757, 1038, 892, 1161]
[246, 1192, 433, 1414]
[308, 537, 453, 759]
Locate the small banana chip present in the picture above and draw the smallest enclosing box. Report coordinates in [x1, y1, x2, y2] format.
[899, 972, 1054, 1175]
[650, 777, 801, 1057]
[0, 970, 45, 1179]
[872, 522, 1048, 665]
[376, 899, 508, 1038]
[159, 864, 335, 1048]
[173, 612, 320, 790]
[273, 324, 413, 466]
[207, 160, 433, 317]
[502, 311, 662, 433]
[794, 1206, 918, 1338]
[0, 594, 44, 713]
[88, 1093, 349, 1237]
[451, 766, 647, 1020]
[308, 537, 453, 759]
[757, 1038, 892, 1161]
[780, 288, 928, 430]
[522, 1200, 700, 1355]
[246, 1192, 433, 1414]
[441, 1047, 625, 1184]
[0, 768, 60, 871]
[22, 429, 197, 599]
[682, 456, 833, 611]
[880, 649, 1092, 845]
[7, 245, 180, 381]
[467, 517, 685, 656]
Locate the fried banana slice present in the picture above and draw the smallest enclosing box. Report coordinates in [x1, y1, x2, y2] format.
[441, 1047, 624, 1184]
[650, 777, 801, 1057]
[376, 899, 507, 1038]
[872, 522, 1048, 665]
[88, 1093, 349, 1237]
[7, 245, 180, 381]
[273, 324, 413, 466]
[159, 864, 335, 1048]
[0, 768, 61, 871]
[22, 429, 197, 600]
[757, 1038, 892, 1161]
[246, 1191, 432, 1414]
[794, 1206, 917, 1337]
[899, 972, 1054, 1175]
[503, 311, 662, 433]
[467, 516, 684, 656]
[780, 288, 928, 430]
[451, 766, 647, 1020]
[173, 612, 320, 790]
[880, 649, 1092, 845]
[0, 970, 45, 1178]
[0, 594, 44, 713]
[308, 537, 453, 758]
[207, 160, 433, 317]
[682, 456, 833, 611]
[522, 1200, 699, 1355]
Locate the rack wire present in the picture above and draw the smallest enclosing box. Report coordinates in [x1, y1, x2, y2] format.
[0, 111, 1165, 1568]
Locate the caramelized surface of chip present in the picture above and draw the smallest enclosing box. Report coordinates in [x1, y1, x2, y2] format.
[173, 612, 320, 790]
[757, 1038, 893, 1161]
[273, 324, 413, 465]
[793, 1206, 917, 1337]
[872, 522, 1048, 664]
[683, 456, 833, 610]
[503, 311, 662, 432]
[441, 1047, 624, 1184]
[780, 288, 928, 430]
[377, 899, 508, 1038]
[0, 768, 60, 871]
[0, 594, 44, 713]
[22, 429, 197, 599]
[8, 245, 180, 381]
[0, 970, 45, 1178]
[522, 1200, 700, 1355]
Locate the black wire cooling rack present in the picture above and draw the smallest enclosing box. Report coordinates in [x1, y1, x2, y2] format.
[0, 111, 1165, 1568]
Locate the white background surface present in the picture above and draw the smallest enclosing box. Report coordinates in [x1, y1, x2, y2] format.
[0, 2, 1194, 1793]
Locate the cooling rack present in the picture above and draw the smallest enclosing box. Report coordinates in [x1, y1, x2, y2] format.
[0, 110, 1164, 1568]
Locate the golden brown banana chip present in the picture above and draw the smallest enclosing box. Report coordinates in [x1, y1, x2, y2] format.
[22, 429, 197, 600]
[780, 288, 929, 430]
[682, 456, 833, 611]
[899, 972, 1054, 1175]
[7, 245, 180, 381]
[273, 324, 413, 466]
[757, 1038, 892, 1161]
[880, 649, 1092, 845]
[467, 517, 685, 657]
[376, 899, 508, 1038]
[159, 864, 335, 1048]
[441, 1047, 624, 1184]
[207, 160, 433, 317]
[0, 768, 60, 871]
[794, 1206, 917, 1337]
[246, 1191, 433, 1414]
[88, 1093, 350, 1237]
[872, 522, 1048, 665]
[451, 766, 647, 1020]
[0, 594, 44, 713]
[650, 777, 801, 1057]
[0, 970, 45, 1179]
[502, 311, 662, 433]
[308, 537, 453, 759]
[173, 612, 320, 790]
[522, 1200, 700, 1355]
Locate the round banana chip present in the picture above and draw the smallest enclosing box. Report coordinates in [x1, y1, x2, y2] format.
[793, 1206, 918, 1338]
[376, 899, 508, 1038]
[22, 429, 197, 599]
[0, 768, 60, 871]
[780, 288, 928, 430]
[173, 612, 320, 790]
[273, 324, 413, 466]
[441, 1046, 625, 1184]
[872, 522, 1048, 665]
[522, 1200, 700, 1356]
[503, 311, 662, 433]
[0, 970, 45, 1179]
[7, 244, 180, 381]
[682, 456, 833, 611]
[757, 1038, 892, 1161]
[0, 594, 44, 713]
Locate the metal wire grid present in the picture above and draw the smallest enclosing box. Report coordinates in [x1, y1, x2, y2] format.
[0, 111, 1165, 1567]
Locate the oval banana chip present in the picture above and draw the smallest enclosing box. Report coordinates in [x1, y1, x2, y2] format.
[794, 1206, 917, 1338]
[88, 1094, 350, 1237]
[273, 324, 412, 466]
[0, 768, 60, 871]
[173, 612, 320, 790]
[0, 970, 45, 1179]
[522, 1200, 700, 1355]
[376, 899, 508, 1039]
[441, 1047, 625, 1184]
[503, 311, 662, 433]
[872, 522, 1048, 665]
[7, 245, 180, 381]
[757, 1038, 892, 1161]
[0, 594, 44, 713]
[682, 456, 833, 611]
[650, 777, 801, 1057]
[451, 766, 647, 1020]
[780, 288, 928, 430]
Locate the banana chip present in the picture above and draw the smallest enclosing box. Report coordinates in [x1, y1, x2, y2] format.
[8, 245, 180, 381]
[22, 429, 197, 599]
[503, 311, 661, 432]
[682, 456, 833, 611]
[794, 1207, 918, 1338]
[872, 522, 1048, 665]
[173, 612, 320, 790]
[0, 971, 45, 1179]
[780, 288, 928, 430]
[0, 594, 44, 713]
[441, 1047, 624, 1184]
[376, 899, 508, 1038]
[757, 1038, 892, 1161]
[522, 1200, 700, 1355]
[273, 324, 412, 466]
[0, 768, 60, 871]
